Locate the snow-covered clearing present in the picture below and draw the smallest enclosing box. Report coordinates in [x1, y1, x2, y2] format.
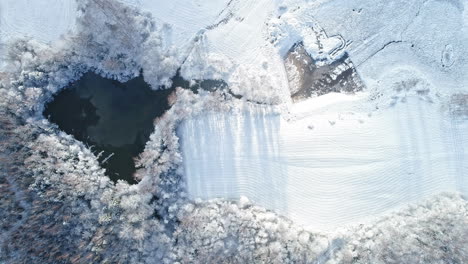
[179, 94, 468, 230]
[177, 0, 468, 230]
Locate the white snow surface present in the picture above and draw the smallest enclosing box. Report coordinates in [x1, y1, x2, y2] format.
[179, 95, 468, 230]
[1, 0, 467, 232]
[0, 0, 77, 70]
[0, 0, 77, 44]
[176, 0, 468, 230]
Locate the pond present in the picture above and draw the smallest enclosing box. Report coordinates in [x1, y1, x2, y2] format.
[44, 71, 227, 184]
[43, 72, 174, 183]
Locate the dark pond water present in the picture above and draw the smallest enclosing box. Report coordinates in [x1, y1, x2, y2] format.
[44, 71, 226, 184]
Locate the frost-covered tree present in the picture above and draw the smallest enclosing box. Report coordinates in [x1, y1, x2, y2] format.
[1, 0, 468, 263]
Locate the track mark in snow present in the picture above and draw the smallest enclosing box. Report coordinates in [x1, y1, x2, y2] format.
[206, 0, 239, 30]
[357, 40, 404, 67]
[399, 0, 429, 39]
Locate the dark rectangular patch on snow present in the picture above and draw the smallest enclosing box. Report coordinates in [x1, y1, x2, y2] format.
[284, 42, 364, 102]
[449, 93, 468, 119]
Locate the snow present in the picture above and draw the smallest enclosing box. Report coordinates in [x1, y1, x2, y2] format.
[1, 0, 468, 261]
[0, 0, 77, 43]
[308, 0, 468, 90]
[174, 0, 468, 230]
[0, 0, 77, 71]
[119, 0, 231, 65]
[119, 0, 290, 102]
[179, 94, 468, 230]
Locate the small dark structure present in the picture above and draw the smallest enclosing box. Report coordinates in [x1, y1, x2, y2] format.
[284, 42, 364, 101]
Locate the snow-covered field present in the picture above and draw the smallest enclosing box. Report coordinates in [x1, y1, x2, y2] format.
[175, 0, 468, 230]
[179, 94, 468, 230]
[0, 0, 77, 44]
[1, 0, 468, 262]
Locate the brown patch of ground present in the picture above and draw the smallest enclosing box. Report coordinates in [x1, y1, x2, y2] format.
[284, 42, 364, 102]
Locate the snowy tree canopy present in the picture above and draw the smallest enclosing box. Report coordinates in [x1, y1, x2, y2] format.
[1, 0, 468, 263]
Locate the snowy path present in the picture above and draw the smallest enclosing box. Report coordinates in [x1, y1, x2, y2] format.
[179, 96, 468, 230]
